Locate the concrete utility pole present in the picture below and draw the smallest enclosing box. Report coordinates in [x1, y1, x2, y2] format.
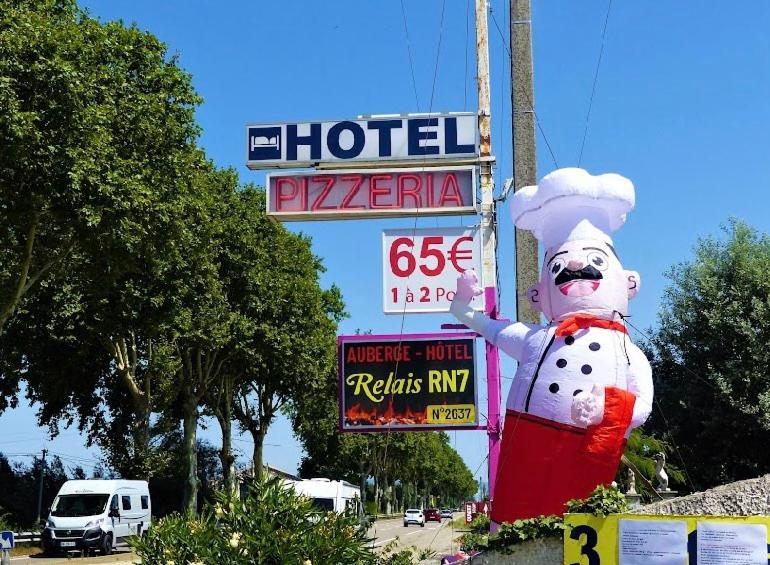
[510, 0, 540, 324]
[35, 448, 47, 525]
[474, 0, 502, 511]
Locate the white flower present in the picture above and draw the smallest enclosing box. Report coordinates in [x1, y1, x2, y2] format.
[229, 532, 242, 548]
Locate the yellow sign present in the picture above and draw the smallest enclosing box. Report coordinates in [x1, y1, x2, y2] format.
[564, 513, 770, 564]
[426, 404, 475, 424]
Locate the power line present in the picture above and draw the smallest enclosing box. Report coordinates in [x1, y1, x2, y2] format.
[427, 0, 447, 114]
[399, 0, 421, 111]
[488, 6, 559, 168]
[578, 0, 613, 166]
[464, 0, 471, 109]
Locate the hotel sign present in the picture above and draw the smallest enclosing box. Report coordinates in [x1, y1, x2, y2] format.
[247, 113, 478, 169]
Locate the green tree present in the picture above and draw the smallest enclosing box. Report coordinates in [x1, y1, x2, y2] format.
[226, 188, 345, 480]
[646, 220, 770, 489]
[0, 0, 201, 336]
[0, 0, 214, 483]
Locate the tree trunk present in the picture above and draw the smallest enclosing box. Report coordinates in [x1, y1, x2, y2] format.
[373, 476, 379, 514]
[217, 411, 236, 496]
[134, 398, 151, 479]
[182, 398, 199, 515]
[249, 427, 266, 479]
[359, 471, 367, 509]
[384, 476, 391, 515]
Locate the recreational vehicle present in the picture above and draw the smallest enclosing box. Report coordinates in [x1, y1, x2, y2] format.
[41, 479, 150, 555]
[290, 478, 363, 517]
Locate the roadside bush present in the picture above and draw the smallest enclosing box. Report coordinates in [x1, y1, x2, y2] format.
[132, 475, 375, 564]
[489, 516, 564, 552]
[377, 541, 435, 565]
[457, 484, 627, 553]
[457, 531, 488, 552]
[0, 508, 12, 531]
[469, 514, 490, 534]
[565, 484, 628, 516]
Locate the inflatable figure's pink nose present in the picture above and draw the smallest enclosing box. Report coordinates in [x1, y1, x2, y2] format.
[566, 259, 584, 271]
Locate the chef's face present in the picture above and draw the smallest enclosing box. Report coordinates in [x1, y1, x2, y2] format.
[529, 239, 640, 320]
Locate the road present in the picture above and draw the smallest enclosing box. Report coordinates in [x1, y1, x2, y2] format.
[367, 513, 467, 562]
[10, 549, 135, 564]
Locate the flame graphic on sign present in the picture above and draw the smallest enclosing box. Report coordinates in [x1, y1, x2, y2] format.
[345, 399, 427, 426]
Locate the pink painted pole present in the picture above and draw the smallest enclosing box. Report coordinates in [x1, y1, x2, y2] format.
[484, 286, 501, 510]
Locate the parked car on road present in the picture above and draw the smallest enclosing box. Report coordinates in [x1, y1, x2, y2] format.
[425, 508, 441, 522]
[403, 508, 425, 527]
[441, 509, 453, 519]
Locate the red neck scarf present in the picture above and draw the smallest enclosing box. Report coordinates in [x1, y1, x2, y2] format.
[554, 314, 628, 337]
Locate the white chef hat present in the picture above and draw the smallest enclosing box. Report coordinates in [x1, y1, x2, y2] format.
[510, 167, 635, 249]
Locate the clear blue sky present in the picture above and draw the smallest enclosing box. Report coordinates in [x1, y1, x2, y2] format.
[2, 1, 769, 484]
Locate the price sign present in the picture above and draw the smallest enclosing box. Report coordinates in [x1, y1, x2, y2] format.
[382, 227, 482, 314]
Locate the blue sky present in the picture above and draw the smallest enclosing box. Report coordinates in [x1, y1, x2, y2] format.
[2, 1, 769, 485]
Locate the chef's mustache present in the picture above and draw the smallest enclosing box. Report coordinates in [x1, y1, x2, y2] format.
[554, 264, 603, 286]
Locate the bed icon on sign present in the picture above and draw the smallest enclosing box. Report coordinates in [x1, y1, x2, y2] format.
[248, 126, 281, 160]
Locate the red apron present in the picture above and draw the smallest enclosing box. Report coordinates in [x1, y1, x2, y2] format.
[491, 386, 635, 524]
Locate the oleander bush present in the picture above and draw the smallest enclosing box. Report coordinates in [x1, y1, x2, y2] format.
[131, 475, 375, 565]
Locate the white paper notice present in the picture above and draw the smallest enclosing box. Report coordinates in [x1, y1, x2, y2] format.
[619, 519, 688, 565]
[697, 522, 767, 565]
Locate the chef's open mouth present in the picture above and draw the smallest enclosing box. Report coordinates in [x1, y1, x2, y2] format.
[554, 266, 603, 297]
[558, 279, 600, 296]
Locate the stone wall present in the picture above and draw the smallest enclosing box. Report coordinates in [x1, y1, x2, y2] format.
[633, 473, 770, 516]
[467, 538, 562, 564]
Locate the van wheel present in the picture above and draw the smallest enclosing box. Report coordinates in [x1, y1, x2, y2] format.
[100, 533, 113, 556]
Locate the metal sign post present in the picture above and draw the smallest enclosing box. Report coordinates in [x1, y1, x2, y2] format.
[475, 0, 502, 513]
[0, 531, 14, 565]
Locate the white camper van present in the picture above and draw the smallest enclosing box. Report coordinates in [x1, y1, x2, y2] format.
[41, 479, 150, 555]
[290, 478, 362, 517]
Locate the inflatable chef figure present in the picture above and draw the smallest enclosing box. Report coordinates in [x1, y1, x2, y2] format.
[450, 168, 653, 524]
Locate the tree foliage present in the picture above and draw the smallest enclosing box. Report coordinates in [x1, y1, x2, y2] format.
[646, 220, 770, 489]
[298, 419, 477, 512]
[0, 452, 71, 528]
[0, 0, 201, 336]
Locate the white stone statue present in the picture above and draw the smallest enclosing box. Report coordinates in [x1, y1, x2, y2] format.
[626, 466, 637, 495]
[653, 452, 669, 492]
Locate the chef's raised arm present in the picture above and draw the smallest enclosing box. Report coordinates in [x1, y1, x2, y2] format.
[450, 270, 535, 362]
[625, 341, 654, 430]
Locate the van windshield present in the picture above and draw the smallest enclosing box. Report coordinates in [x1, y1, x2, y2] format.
[51, 494, 109, 517]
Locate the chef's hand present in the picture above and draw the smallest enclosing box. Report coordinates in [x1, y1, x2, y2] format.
[454, 270, 483, 305]
[571, 385, 605, 426]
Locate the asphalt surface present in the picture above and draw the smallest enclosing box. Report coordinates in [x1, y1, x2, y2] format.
[9, 549, 135, 564]
[367, 513, 466, 561]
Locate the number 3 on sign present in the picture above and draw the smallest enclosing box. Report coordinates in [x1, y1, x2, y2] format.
[570, 525, 600, 565]
[382, 228, 481, 314]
